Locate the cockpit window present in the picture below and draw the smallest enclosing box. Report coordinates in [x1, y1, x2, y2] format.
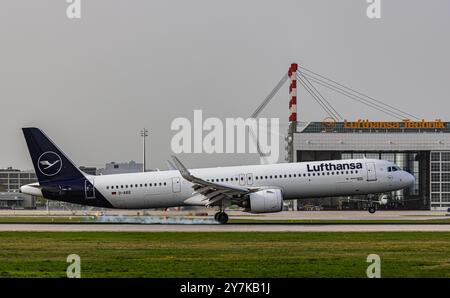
[389, 166, 400, 172]
[388, 166, 401, 172]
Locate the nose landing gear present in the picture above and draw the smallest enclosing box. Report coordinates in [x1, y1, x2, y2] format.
[365, 194, 379, 214]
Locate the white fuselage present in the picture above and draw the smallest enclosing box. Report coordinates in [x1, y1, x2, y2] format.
[58, 158, 413, 209]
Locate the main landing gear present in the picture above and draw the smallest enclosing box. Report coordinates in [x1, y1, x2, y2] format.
[368, 205, 377, 214]
[214, 211, 229, 224]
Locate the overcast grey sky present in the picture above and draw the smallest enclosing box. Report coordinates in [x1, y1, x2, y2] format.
[1, 0, 449, 170]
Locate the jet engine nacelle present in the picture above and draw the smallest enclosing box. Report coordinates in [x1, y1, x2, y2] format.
[378, 194, 388, 205]
[246, 189, 283, 213]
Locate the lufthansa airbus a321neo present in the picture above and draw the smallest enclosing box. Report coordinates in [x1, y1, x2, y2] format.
[20, 128, 414, 224]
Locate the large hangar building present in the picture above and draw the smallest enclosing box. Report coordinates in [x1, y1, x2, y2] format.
[287, 119, 450, 211]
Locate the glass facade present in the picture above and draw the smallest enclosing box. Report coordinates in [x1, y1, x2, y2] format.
[430, 151, 450, 209]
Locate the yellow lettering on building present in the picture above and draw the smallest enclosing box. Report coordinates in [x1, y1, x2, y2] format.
[343, 119, 445, 130]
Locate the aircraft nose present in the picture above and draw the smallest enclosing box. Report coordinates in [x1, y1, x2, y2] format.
[402, 172, 415, 187]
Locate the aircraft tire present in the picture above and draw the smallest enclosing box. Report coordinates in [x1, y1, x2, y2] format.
[217, 212, 229, 224]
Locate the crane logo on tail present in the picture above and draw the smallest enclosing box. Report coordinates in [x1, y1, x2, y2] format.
[38, 151, 62, 176]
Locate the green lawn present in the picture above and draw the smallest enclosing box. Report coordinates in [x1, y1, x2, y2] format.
[0, 232, 449, 277]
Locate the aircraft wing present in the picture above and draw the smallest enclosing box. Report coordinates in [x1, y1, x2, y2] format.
[341, 197, 422, 204]
[171, 156, 259, 206]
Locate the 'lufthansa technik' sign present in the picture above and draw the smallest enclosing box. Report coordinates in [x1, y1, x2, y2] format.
[343, 119, 445, 130]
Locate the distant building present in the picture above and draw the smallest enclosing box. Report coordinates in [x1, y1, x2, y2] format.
[0, 167, 37, 192]
[98, 161, 143, 175]
[0, 192, 36, 209]
[79, 166, 97, 175]
[287, 120, 450, 211]
[0, 167, 37, 209]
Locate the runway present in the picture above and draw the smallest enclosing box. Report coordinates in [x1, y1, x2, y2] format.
[0, 210, 449, 232]
[1, 210, 447, 221]
[0, 223, 450, 232]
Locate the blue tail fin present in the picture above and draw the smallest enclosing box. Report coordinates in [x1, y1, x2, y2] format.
[22, 128, 85, 185]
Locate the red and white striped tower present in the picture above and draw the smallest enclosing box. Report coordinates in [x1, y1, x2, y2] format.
[288, 63, 298, 211]
[288, 63, 298, 122]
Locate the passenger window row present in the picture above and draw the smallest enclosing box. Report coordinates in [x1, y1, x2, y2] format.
[106, 182, 167, 190]
[205, 170, 359, 183]
[207, 177, 240, 183]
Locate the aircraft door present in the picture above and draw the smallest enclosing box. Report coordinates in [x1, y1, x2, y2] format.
[366, 162, 377, 181]
[85, 179, 96, 199]
[172, 177, 181, 193]
[246, 173, 253, 185]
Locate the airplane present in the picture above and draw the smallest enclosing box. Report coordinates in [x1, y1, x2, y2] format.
[20, 127, 415, 224]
